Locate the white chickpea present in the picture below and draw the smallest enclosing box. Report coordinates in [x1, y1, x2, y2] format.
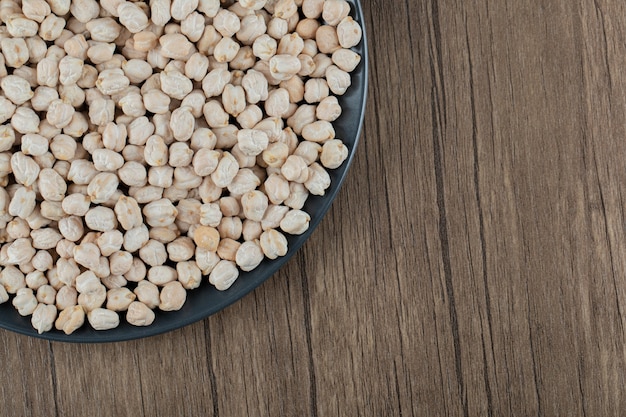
[87, 307, 119, 330]
[208, 260, 239, 291]
[56, 286, 78, 311]
[123, 225, 149, 253]
[148, 265, 177, 286]
[55, 305, 85, 334]
[13, 288, 38, 316]
[126, 301, 155, 326]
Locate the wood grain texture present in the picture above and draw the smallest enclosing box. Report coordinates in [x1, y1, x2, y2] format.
[3, 0, 626, 415]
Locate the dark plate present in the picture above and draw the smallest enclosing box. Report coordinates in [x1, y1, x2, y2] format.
[0, 0, 368, 343]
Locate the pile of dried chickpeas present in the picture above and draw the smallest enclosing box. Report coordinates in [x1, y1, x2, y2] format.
[0, 0, 362, 334]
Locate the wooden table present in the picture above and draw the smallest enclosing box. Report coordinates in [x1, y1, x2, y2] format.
[3, 0, 626, 415]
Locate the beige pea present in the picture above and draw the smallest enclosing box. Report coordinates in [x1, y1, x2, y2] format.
[332, 48, 361, 72]
[3, 237, 37, 265]
[22, 0, 51, 22]
[30, 303, 57, 333]
[132, 30, 158, 52]
[174, 261, 201, 290]
[202, 67, 232, 98]
[160, 69, 193, 100]
[1, 75, 34, 105]
[213, 9, 241, 37]
[265, 88, 291, 117]
[125, 301, 155, 326]
[325, 65, 351, 95]
[143, 89, 171, 115]
[269, 54, 302, 80]
[59, 84, 86, 108]
[316, 25, 341, 54]
[119, 91, 146, 117]
[337, 16, 363, 48]
[302, 120, 336, 142]
[159, 33, 193, 60]
[39, 14, 66, 42]
[84, 207, 118, 232]
[127, 116, 154, 146]
[158, 281, 186, 311]
[150, 0, 171, 26]
[142, 199, 178, 228]
[122, 225, 149, 253]
[13, 288, 37, 316]
[260, 204, 289, 230]
[84, 17, 121, 43]
[210, 151, 239, 188]
[252, 33, 277, 61]
[87, 172, 119, 204]
[170, 107, 195, 142]
[68, 155, 98, 183]
[144, 135, 169, 167]
[117, 1, 149, 33]
[281, 155, 309, 183]
[173, 166, 202, 190]
[11, 152, 40, 187]
[304, 162, 331, 195]
[133, 281, 160, 309]
[1, 38, 29, 68]
[121, 144, 145, 163]
[54, 305, 84, 334]
[11, 107, 40, 134]
[61, 194, 90, 217]
[96, 68, 130, 95]
[236, 14, 266, 45]
[166, 237, 195, 262]
[0, 96, 16, 124]
[147, 265, 177, 286]
[316, 95, 342, 121]
[198, 203, 221, 228]
[222, 84, 246, 117]
[216, 238, 240, 261]
[265, 173, 291, 205]
[58, 56, 84, 86]
[195, 0, 218, 16]
[55, 285, 78, 311]
[259, 229, 288, 259]
[87, 42, 116, 65]
[117, 161, 147, 188]
[0, 266, 26, 294]
[21, 133, 49, 157]
[170, 0, 198, 20]
[104, 287, 135, 311]
[267, 17, 288, 39]
[235, 241, 264, 272]
[128, 185, 163, 204]
[36, 284, 57, 305]
[0, 126, 16, 153]
[88, 97, 115, 126]
[320, 139, 349, 169]
[241, 190, 269, 222]
[203, 100, 230, 129]
[87, 308, 119, 330]
[214, 37, 241, 63]
[311, 53, 333, 78]
[184, 53, 210, 82]
[37, 167, 67, 203]
[45, 99, 75, 129]
[112, 196, 142, 231]
[148, 166, 174, 188]
[208, 260, 239, 291]
[62, 34, 88, 60]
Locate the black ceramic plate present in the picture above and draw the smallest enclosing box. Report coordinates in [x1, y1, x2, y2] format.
[0, 0, 368, 342]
